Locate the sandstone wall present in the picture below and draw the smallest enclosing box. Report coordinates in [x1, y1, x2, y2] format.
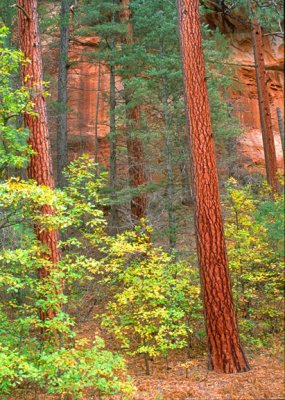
[229, 33, 284, 172]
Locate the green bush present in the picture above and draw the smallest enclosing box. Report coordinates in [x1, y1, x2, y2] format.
[98, 224, 202, 373]
[0, 158, 134, 398]
[224, 178, 284, 346]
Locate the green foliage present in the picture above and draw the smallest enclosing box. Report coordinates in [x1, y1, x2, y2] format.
[0, 4, 284, 396]
[0, 0, 15, 30]
[202, 26, 241, 142]
[255, 185, 285, 258]
[222, 0, 284, 31]
[98, 223, 202, 362]
[0, 27, 34, 175]
[224, 178, 284, 346]
[0, 156, 134, 398]
[0, 340, 133, 398]
[76, 0, 242, 247]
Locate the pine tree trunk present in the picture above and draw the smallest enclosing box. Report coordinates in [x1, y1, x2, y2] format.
[178, 128, 192, 206]
[162, 73, 176, 249]
[109, 62, 119, 232]
[17, 0, 60, 321]
[126, 110, 148, 222]
[251, 15, 278, 191]
[56, 0, 69, 187]
[177, 0, 249, 373]
[120, 0, 147, 223]
[94, 62, 101, 166]
[276, 107, 285, 160]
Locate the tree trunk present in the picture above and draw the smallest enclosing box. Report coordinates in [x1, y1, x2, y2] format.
[17, 0, 60, 321]
[251, 14, 278, 191]
[120, 0, 147, 223]
[126, 111, 148, 222]
[56, 0, 70, 187]
[276, 107, 285, 160]
[179, 139, 192, 207]
[94, 62, 101, 166]
[109, 62, 119, 232]
[177, 0, 249, 373]
[162, 72, 176, 250]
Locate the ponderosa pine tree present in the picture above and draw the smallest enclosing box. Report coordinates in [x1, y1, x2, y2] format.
[177, 0, 250, 373]
[250, 6, 278, 191]
[17, 0, 60, 321]
[120, 0, 147, 223]
[130, 0, 237, 248]
[56, 0, 70, 187]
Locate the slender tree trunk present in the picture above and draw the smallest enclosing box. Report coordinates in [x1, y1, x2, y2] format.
[162, 73, 176, 249]
[109, 62, 118, 232]
[56, 0, 69, 187]
[176, 116, 192, 206]
[159, 40, 176, 249]
[251, 12, 278, 191]
[79, 74, 84, 155]
[179, 145, 192, 206]
[126, 110, 148, 222]
[120, 0, 147, 223]
[276, 107, 285, 160]
[17, 0, 60, 321]
[94, 62, 101, 166]
[108, 2, 119, 233]
[109, 65, 116, 181]
[177, 0, 249, 373]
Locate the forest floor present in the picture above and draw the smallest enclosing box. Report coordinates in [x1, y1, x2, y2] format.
[125, 352, 284, 400]
[10, 318, 284, 400]
[77, 319, 285, 400]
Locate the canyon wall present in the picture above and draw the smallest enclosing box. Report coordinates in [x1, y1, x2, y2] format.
[229, 32, 284, 172]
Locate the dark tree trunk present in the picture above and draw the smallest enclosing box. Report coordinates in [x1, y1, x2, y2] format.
[276, 107, 285, 160]
[17, 0, 60, 322]
[109, 62, 119, 232]
[162, 73, 176, 249]
[56, 0, 70, 187]
[110, 63, 117, 189]
[94, 62, 101, 166]
[121, 0, 147, 224]
[177, 0, 250, 373]
[126, 109, 148, 222]
[178, 128, 192, 206]
[251, 15, 278, 191]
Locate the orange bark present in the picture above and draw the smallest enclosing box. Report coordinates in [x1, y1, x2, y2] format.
[178, 0, 249, 373]
[251, 17, 278, 191]
[120, 0, 147, 222]
[17, 0, 60, 321]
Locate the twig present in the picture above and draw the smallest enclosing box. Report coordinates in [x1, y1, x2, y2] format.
[11, 4, 31, 21]
[263, 32, 284, 38]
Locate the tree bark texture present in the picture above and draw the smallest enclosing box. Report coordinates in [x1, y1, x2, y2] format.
[251, 16, 278, 191]
[17, 0, 60, 321]
[120, 0, 147, 223]
[177, 0, 250, 373]
[56, 0, 70, 187]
